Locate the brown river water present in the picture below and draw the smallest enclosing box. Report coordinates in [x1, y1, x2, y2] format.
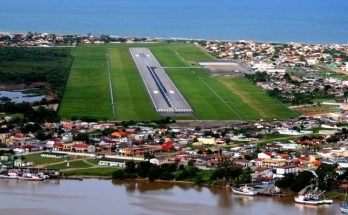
[0, 179, 341, 215]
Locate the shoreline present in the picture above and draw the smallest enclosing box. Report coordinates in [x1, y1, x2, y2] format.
[1, 31, 347, 46]
[54, 176, 298, 198]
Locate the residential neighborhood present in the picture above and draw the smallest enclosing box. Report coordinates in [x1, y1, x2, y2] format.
[1, 113, 348, 183]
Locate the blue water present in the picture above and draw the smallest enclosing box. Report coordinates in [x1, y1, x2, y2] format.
[1, 0, 348, 44]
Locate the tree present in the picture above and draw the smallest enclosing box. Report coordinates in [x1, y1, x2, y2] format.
[148, 166, 161, 181]
[136, 161, 153, 178]
[112, 169, 125, 179]
[315, 163, 338, 190]
[144, 152, 155, 161]
[188, 159, 196, 167]
[275, 171, 314, 192]
[125, 161, 136, 173]
[73, 133, 90, 143]
[210, 159, 242, 181]
[235, 168, 252, 186]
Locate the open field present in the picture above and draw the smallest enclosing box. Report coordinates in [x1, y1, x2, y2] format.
[59, 43, 296, 120]
[59, 45, 113, 119]
[45, 160, 92, 170]
[215, 77, 297, 119]
[108, 45, 160, 120]
[23, 153, 66, 165]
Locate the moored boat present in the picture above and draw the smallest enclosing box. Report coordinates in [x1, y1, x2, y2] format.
[232, 185, 258, 196]
[20, 173, 45, 181]
[294, 185, 333, 205]
[340, 203, 348, 214]
[0, 170, 20, 179]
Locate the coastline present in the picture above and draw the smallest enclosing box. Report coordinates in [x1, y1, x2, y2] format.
[1, 31, 347, 46]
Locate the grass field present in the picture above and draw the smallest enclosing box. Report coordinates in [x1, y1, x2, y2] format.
[59, 43, 296, 120]
[23, 153, 65, 165]
[45, 160, 92, 170]
[59, 45, 113, 119]
[108, 45, 160, 120]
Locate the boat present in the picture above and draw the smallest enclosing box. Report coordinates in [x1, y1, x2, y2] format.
[339, 191, 348, 214]
[0, 170, 20, 179]
[294, 185, 333, 205]
[340, 203, 348, 214]
[20, 173, 45, 181]
[232, 185, 258, 196]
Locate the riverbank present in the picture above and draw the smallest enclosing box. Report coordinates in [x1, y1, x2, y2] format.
[1, 178, 338, 215]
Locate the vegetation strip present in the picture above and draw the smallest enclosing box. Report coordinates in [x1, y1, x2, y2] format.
[192, 70, 243, 120]
[106, 52, 116, 119]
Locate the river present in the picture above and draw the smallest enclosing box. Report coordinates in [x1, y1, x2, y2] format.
[0, 179, 340, 215]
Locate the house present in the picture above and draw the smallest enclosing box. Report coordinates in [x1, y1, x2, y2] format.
[98, 158, 127, 168]
[162, 140, 174, 150]
[252, 167, 273, 182]
[73, 143, 95, 153]
[111, 132, 127, 138]
[248, 158, 263, 167]
[274, 165, 299, 178]
[258, 152, 273, 159]
[276, 153, 291, 160]
[150, 157, 175, 166]
[197, 137, 216, 145]
[262, 159, 287, 168]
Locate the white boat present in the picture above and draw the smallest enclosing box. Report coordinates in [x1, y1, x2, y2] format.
[340, 203, 348, 214]
[232, 185, 258, 196]
[294, 185, 333, 205]
[339, 192, 348, 214]
[0, 170, 20, 179]
[20, 173, 44, 181]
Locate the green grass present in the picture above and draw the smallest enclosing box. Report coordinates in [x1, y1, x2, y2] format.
[86, 158, 100, 165]
[45, 160, 92, 170]
[23, 153, 65, 165]
[215, 77, 297, 119]
[59, 43, 295, 120]
[59, 45, 113, 119]
[0, 113, 23, 118]
[108, 45, 160, 120]
[63, 167, 117, 176]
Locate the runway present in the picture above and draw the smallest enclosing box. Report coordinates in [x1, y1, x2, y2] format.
[130, 48, 193, 116]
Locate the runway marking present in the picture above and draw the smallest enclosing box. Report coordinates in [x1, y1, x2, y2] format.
[105, 51, 116, 119]
[172, 48, 242, 119]
[130, 48, 193, 115]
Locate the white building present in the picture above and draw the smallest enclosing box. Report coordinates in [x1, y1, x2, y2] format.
[274, 165, 299, 178]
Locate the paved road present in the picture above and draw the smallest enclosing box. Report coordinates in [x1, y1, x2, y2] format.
[130, 48, 193, 115]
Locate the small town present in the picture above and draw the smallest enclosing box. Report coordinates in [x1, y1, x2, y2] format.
[1, 31, 348, 213]
[2, 99, 348, 197]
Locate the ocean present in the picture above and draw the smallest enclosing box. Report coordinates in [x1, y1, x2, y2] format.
[1, 0, 348, 44]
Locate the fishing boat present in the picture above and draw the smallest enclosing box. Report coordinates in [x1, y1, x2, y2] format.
[294, 185, 333, 205]
[232, 185, 258, 196]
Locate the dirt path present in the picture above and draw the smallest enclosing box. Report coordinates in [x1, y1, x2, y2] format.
[34, 157, 87, 168]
